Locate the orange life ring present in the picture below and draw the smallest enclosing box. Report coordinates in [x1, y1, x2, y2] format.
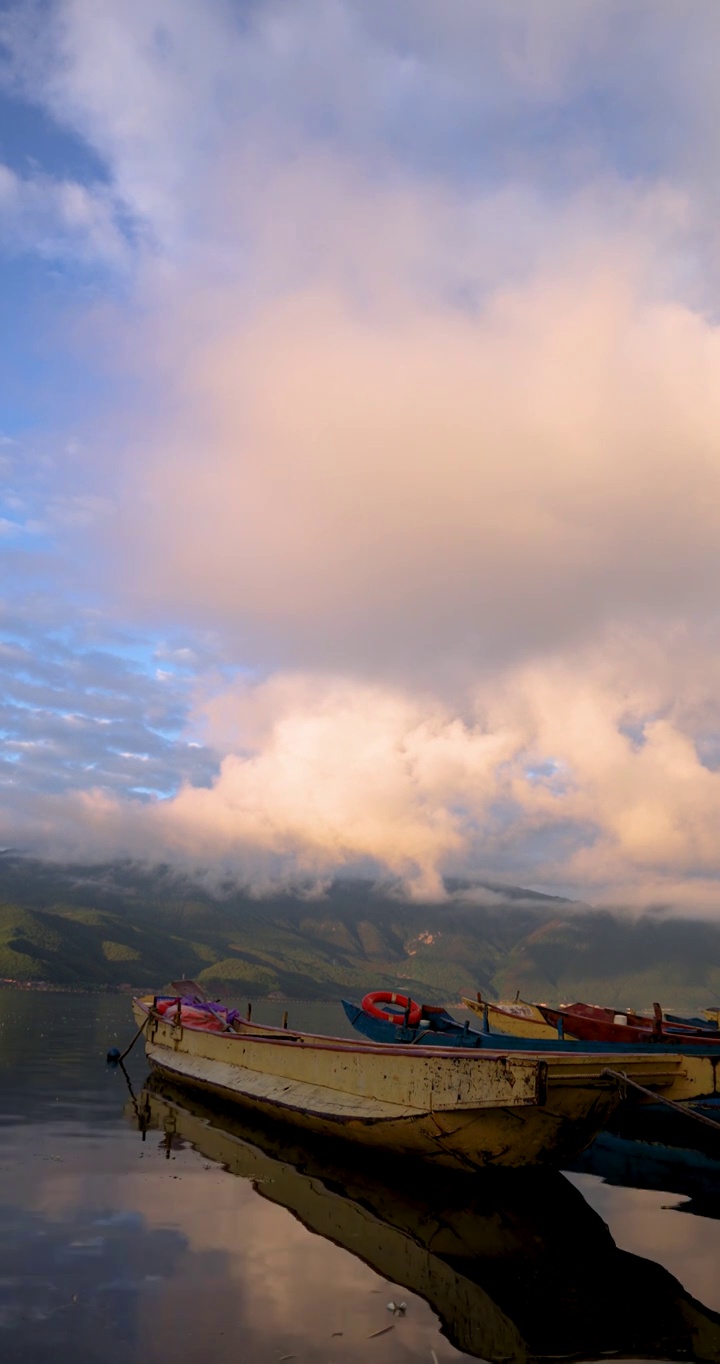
[362, 990, 422, 1027]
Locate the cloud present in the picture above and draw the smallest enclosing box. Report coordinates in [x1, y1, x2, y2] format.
[4, 0, 720, 273]
[6, 633, 720, 911]
[0, 601, 219, 802]
[103, 208, 720, 684]
[2, 2, 720, 907]
[0, 161, 128, 265]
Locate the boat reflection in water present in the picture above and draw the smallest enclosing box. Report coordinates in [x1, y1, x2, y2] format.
[128, 1075, 720, 1364]
[572, 1107, 720, 1221]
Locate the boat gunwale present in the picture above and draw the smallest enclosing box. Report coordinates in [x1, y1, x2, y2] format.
[132, 997, 685, 1082]
[134, 997, 546, 1064]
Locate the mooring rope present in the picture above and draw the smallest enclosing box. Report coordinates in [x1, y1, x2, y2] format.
[601, 1067, 720, 1132]
[107, 1010, 151, 1065]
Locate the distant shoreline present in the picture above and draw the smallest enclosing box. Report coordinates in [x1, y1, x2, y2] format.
[0, 979, 463, 1010]
[0, 979, 357, 1005]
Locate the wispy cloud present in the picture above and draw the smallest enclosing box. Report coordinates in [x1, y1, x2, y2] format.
[0, 161, 129, 265]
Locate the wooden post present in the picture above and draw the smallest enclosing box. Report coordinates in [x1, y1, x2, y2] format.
[246, 1001, 252, 1021]
[282, 1010, 288, 1029]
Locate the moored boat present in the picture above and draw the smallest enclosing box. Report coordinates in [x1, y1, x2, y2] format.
[464, 993, 720, 1046]
[345, 995, 715, 1053]
[342, 997, 720, 1113]
[666, 1011, 718, 1031]
[130, 992, 686, 1170]
[463, 993, 574, 1038]
[343, 995, 486, 1046]
[540, 1001, 720, 1046]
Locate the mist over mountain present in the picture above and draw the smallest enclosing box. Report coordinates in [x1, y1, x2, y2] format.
[1, 856, 718, 1013]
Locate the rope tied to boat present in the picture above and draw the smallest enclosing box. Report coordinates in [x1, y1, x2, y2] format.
[106, 1007, 154, 1064]
[601, 1067, 720, 1133]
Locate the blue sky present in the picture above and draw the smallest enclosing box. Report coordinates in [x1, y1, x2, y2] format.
[2, 1, 720, 907]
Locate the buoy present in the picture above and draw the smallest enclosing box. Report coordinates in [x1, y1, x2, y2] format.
[106, 1046, 121, 1063]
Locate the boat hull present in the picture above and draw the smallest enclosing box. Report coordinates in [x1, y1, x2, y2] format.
[462, 996, 570, 1039]
[343, 1001, 720, 1106]
[464, 995, 720, 1057]
[541, 1004, 720, 1047]
[133, 998, 630, 1169]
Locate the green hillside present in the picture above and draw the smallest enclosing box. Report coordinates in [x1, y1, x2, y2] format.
[0, 855, 719, 1012]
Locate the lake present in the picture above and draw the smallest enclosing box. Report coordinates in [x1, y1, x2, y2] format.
[1, 989, 719, 1364]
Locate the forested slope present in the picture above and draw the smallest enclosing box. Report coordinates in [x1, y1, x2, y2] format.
[1, 856, 718, 1011]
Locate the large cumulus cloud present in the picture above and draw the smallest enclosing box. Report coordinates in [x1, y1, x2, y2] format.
[113, 231, 720, 676]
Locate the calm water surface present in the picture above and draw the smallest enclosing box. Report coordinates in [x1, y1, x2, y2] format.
[1, 989, 719, 1364]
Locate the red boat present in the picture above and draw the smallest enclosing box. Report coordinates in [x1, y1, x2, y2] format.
[539, 1001, 720, 1046]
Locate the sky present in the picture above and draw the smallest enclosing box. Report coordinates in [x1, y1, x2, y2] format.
[2, 0, 720, 908]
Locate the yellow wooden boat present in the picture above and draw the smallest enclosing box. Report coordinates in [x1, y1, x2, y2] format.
[128, 1077, 720, 1364]
[459, 995, 720, 1110]
[462, 992, 572, 1039]
[131, 994, 685, 1170]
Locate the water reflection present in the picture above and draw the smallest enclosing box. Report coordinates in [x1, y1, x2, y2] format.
[130, 1073, 720, 1364]
[574, 1128, 720, 1221]
[3, 991, 720, 1364]
[0, 1202, 189, 1352]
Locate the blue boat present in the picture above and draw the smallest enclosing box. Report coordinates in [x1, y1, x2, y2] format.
[341, 998, 720, 1056]
[665, 1011, 718, 1031]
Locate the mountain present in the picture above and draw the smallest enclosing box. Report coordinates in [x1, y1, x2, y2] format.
[0, 855, 719, 1012]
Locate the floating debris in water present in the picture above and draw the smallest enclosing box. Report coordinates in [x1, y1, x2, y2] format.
[387, 1301, 407, 1315]
[368, 1324, 395, 1339]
